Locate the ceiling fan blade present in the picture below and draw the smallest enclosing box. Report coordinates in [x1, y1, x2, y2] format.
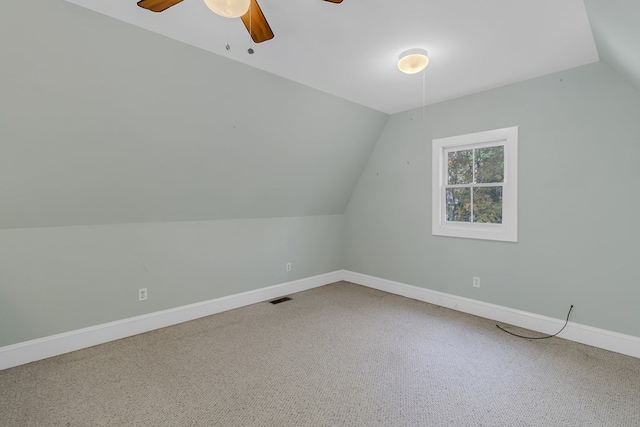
[137, 0, 183, 13]
[241, 0, 274, 44]
[324, 0, 343, 3]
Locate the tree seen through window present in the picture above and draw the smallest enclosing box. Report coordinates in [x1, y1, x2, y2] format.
[445, 146, 504, 224]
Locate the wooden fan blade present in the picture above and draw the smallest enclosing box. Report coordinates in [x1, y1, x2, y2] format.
[241, 0, 274, 44]
[324, 0, 343, 3]
[137, 0, 183, 13]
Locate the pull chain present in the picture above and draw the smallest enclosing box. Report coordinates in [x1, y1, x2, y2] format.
[248, 3, 254, 54]
[422, 67, 426, 149]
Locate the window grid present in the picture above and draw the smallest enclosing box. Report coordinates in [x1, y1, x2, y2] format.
[443, 145, 505, 224]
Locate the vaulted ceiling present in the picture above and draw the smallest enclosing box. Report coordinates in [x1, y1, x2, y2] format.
[66, 0, 602, 114]
[2, 0, 639, 230]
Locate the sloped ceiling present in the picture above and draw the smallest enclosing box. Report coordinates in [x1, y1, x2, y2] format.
[3, 0, 639, 230]
[0, 0, 387, 229]
[583, 0, 640, 93]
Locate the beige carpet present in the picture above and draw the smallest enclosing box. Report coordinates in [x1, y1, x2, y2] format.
[1, 281, 639, 426]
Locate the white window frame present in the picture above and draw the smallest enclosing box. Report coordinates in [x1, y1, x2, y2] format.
[432, 126, 518, 242]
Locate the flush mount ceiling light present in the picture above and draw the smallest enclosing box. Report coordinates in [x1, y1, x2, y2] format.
[398, 48, 429, 74]
[204, 0, 251, 18]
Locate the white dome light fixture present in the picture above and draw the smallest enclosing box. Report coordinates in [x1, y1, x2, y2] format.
[204, 0, 251, 18]
[398, 48, 429, 74]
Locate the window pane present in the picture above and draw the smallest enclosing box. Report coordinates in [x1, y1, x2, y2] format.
[475, 146, 504, 183]
[446, 187, 471, 222]
[473, 187, 502, 224]
[447, 149, 473, 185]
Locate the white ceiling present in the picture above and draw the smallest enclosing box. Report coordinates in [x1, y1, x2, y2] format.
[65, 0, 599, 114]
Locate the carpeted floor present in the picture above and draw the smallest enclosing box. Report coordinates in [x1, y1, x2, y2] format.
[1, 281, 639, 426]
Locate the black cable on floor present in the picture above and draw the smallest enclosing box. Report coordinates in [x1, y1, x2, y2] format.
[496, 305, 573, 340]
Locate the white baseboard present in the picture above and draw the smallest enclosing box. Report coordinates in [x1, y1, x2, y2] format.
[342, 270, 640, 359]
[3, 269, 638, 371]
[0, 271, 342, 371]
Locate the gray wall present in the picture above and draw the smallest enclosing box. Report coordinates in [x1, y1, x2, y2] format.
[345, 61, 640, 338]
[0, 0, 385, 347]
[0, 216, 345, 346]
[3, 0, 640, 349]
[0, 0, 387, 228]
[585, 0, 640, 93]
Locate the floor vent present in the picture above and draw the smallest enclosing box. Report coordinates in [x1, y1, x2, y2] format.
[270, 297, 292, 305]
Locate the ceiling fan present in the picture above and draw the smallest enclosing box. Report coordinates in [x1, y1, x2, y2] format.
[137, 0, 343, 44]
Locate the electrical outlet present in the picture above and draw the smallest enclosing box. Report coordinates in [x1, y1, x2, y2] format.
[473, 277, 480, 288]
[286, 262, 292, 272]
[138, 288, 148, 301]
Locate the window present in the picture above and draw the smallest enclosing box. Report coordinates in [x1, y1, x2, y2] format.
[432, 126, 518, 242]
